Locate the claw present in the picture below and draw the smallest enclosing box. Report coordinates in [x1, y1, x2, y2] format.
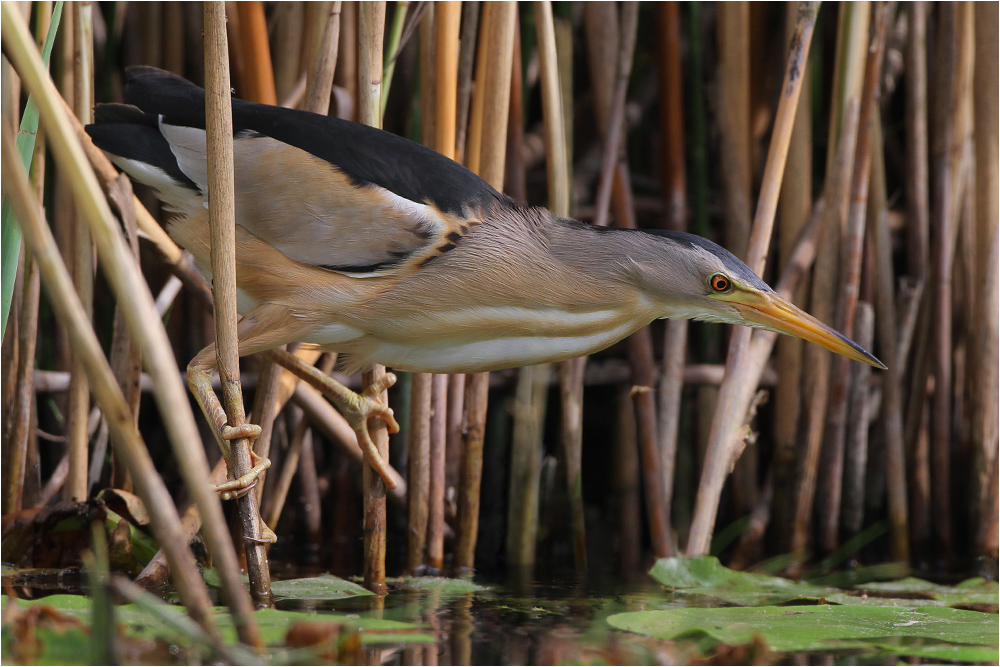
[362, 371, 398, 400]
[213, 451, 271, 500]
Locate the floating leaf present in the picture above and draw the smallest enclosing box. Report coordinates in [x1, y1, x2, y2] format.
[649, 556, 835, 606]
[857, 577, 999, 607]
[270, 574, 374, 600]
[607, 604, 999, 659]
[397, 576, 488, 594]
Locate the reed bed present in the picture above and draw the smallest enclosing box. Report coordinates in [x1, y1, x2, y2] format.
[1, 0, 996, 642]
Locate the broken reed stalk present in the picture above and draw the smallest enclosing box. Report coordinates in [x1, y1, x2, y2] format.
[65, 0, 94, 504]
[358, 0, 390, 595]
[1, 125, 222, 646]
[656, 0, 686, 558]
[203, 0, 272, 606]
[303, 1, 342, 115]
[686, 1, 820, 557]
[788, 2, 869, 563]
[1, 5, 263, 646]
[818, 2, 889, 554]
[455, 0, 516, 574]
[868, 117, 909, 562]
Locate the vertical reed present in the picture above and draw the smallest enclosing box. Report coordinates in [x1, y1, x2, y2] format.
[358, 0, 389, 594]
[203, 0, 272, 605]
[456, 0, 516, 574]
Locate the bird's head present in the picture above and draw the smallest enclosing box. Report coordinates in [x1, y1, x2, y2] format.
[634, 231, 885, 369]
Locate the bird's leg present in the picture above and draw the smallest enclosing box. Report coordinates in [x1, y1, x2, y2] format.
[186, 305, 308, 543]
[264, 347, 400, 489]
[187, 344, 275, 543]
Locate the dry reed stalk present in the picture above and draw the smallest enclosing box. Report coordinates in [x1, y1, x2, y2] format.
[454, 1, 480, 164]
[504, 20, 544, 568]
[868, 117, 910, 562]
[5, 1, 51, 512]
[787, 2, 869, 563]
[435, 1, 460, 159]
[615, 386, 642, 574]
[818, 2, 889, 554]
[972, 3, 999, 530]
[234, 2, 277, 105]
[455, 1, 516, 574]
[140, 2, 162, 68]
[686, 1, 821, 557]
[2, 124, 223, 645]
[656, 1, 687, 558]
[163, 2, 184, 75]
[105, 176, 142, 493]
[716, 1, 752, 260]
[272, 2, 305, 104]
[584, 1, 671, 559]
[427, 373, 448, 571]
[503, 20, 525, 203]
[304, 2, 342, 115]
[426, 1, 459, 575]
[335, 1, 358, 119]
[928, 2, 972, 568]
[842, 301, 874, 536]
[772, 1, 813, 550]
[249, 355, 283, 506]
[203, 1, 272, 606]
[904, 2, 929, 280]
[65, 0, 94, 504]
[407, 371, 432, 572]
[536, 0, 582, 569]
[358, 0, 389, 594]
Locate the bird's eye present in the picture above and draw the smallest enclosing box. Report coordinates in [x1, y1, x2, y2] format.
[710, 273, 732, 293]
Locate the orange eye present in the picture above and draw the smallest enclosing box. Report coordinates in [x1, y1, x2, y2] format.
[710, 274, 731, 292]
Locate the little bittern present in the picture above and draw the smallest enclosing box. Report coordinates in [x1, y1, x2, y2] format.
[87, 67, 883, 514]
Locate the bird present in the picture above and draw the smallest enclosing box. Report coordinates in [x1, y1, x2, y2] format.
[86, 67, 883, 524]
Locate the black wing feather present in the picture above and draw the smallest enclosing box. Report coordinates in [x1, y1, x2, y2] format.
[119, 66, 510, 218]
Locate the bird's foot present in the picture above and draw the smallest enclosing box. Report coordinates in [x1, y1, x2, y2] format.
[213, 422, 269, 502]
[341, 373, 400, 489]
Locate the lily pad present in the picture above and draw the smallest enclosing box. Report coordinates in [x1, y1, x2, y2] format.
[649, 556, 834, 606]
[270, 574, 374, 600]
[607, 604, 999, 660]
[397, 576, 488, 594]
[857, 577, 999, 607]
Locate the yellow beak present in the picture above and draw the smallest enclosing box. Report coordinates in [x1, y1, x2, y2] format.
[727, 289, 886, 369]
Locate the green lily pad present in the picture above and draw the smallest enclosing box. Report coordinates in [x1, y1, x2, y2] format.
[857, 577, 999, 607]
[270, 574, 374, 600]
[649, 556, 835, 606]
[397, 576, 488, 594]
[607, 604, 999, 659]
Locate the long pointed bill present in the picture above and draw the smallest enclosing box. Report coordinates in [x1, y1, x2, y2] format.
[729, 290, 886, 369]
